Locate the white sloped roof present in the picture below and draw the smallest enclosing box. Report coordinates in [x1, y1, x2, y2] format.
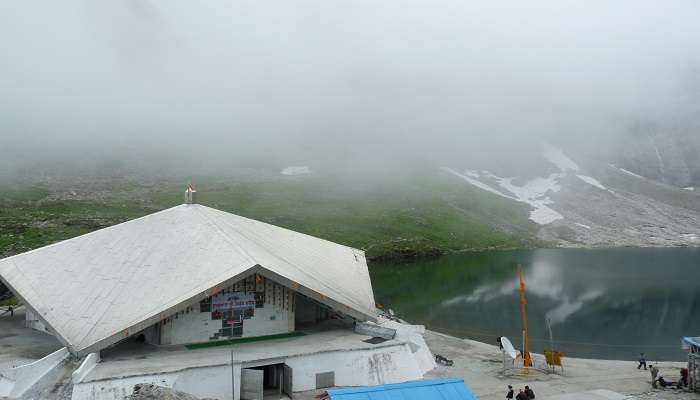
[0, 204, 376, 356]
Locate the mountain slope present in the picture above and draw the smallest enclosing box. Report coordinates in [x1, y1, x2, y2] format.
[615, 121, 700, 188]
[2, 145, 699, 265]
[0, 172, 543, 261]
[444, 144, 700, 247]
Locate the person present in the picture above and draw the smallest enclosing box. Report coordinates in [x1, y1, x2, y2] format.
[516, 389, 528, 400]
[524, 385, 535, 399]
[506, 385, 514, 399]
[497, 337, 504, 350]
[657, 374, 676, 388]
[638, 353, 647, 370]
[8, 305, 12, 317]
[649, 364, 659, 388]
[680, 368, 689, 387]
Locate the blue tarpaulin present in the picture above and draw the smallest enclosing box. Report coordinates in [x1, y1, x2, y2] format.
[684, 337, 700, 348]
[327, 378, 477, 400]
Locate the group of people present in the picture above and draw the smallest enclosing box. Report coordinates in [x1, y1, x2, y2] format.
[506, 385, 535, 400]
[649, 364, 689, 389]
[639, 354, 689, 389]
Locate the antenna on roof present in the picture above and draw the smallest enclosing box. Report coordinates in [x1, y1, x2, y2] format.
[184, 182, 197, 204]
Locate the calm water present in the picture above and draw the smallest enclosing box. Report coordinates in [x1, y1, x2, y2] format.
[370, 248, 700, 361]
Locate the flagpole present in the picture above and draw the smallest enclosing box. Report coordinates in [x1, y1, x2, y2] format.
[231, 349, 236, 400]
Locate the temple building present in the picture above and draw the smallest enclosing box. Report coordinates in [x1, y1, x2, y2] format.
[0, 188, 433, 400]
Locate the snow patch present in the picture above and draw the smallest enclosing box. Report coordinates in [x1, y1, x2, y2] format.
[441, 168, 513, 199]
[499, 175, 562, 199]
[574, 222, 591, 229]
[495, 174, 565, 224]
[442, 167, 564, 225]
[543, 143, 580, 172]
[529, 206, 565, 225]
[281, 166, 311, 176]
[576, 175, 608, 191]
[443, 144, 601, 226]
[619, 168, 645, 179]
[650, 136, 666, 178]
[610, 164, 646, 180]
[465, 170, 481, 178]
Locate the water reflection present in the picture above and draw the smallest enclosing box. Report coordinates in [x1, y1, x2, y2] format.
[371, 248, 700, 361]
[443, 258, 606, 326]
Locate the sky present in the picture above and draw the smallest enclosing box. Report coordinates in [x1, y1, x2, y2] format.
[1, 1, 699, 176]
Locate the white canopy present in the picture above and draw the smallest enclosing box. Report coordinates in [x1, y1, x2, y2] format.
[0, 204, 376, 356]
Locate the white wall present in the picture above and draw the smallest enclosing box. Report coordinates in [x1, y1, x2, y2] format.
[285, 343, 423, 392]
[173, 365, 234, 400]
[241, 301, 294, 337]
[71, 343, 424, 400]
[72, 352, 101, 384]
[159, 306, 220, 345]
[156, 274, 295, 346]
[25, 308, 49, 334]
[72, 364, 238, 400]
[0, 347, 69, 398]
[72, 372, 180, 400]
[379, 320, 436, 374]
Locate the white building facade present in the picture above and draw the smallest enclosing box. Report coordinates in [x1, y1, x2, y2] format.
[146, 273, 296, 346]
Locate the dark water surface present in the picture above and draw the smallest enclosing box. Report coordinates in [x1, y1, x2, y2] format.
[370, 248, 700, 361]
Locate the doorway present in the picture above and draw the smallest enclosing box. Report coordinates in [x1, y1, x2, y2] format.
[241, 364, 292, 400]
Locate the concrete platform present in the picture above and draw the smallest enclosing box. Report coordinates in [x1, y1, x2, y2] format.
[0, 307, 63, 369]
[546, 389, 632, 400]
[423, 330, 693, 400]
[84, 329, 406, 382]
[71, 324, 430, 400]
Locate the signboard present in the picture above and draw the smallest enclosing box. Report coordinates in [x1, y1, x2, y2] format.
[211, 292, 256, 338]
[544, 350, 564, 366]
[212, 292, 256, 311]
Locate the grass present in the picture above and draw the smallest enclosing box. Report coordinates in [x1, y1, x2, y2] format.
[0, 184, 157, 257]
[181, 173, 543, 259]
[0, 297, 19, 307]
[184, 331, 306, 349]
[0, 171, 543, 261]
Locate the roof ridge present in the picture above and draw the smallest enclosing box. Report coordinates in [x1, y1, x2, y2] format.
[194, 205, 258, 265]
[199, 206, 371, 312]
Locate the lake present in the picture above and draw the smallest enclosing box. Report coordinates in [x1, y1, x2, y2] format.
[370, 248, 700, 361]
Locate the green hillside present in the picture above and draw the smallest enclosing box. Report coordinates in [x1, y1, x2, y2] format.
[0, 171, 543, 260]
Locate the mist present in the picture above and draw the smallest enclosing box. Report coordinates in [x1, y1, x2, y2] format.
[1, 0, 699, 179]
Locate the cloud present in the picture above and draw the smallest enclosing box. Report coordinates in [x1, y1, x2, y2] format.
[1, 0, 699, 175]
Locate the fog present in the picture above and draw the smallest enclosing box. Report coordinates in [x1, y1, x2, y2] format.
[1, 1, 699, 177]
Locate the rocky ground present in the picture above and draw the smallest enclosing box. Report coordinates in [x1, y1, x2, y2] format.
[538, 169, 700, 248]
[445, 145, 700, 249]
[126, 384, 216, 400]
